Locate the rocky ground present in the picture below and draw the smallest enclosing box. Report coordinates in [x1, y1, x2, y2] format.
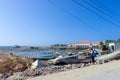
[0, 53, 32, 80]
[0, 52, 91, 80]
[28, 60, 120, 80]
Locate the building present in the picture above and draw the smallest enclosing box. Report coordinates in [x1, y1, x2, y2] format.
[93, 42, 100, 48]
[68, 40, 101, 49]
[109, 42, 120, 51]
[74, 40, 92, 49]
[68, 42, 76, 48]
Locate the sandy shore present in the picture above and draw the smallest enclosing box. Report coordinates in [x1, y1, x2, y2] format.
[28, 60, 120, 80]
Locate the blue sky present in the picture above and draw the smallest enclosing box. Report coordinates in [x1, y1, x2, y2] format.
[0, 0, 120, 46]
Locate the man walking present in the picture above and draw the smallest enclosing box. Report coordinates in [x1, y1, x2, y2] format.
[91, 48, 98, 64]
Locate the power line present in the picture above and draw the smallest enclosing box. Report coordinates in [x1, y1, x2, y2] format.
[47, 0, 114, 39]
[47, 0, 83, 22]
[82, 0, 120, 23]
[91, 0, 120, 19]
[72, 0, 120, 29]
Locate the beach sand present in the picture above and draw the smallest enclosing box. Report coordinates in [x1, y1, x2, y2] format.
[28, 60, 120, 80]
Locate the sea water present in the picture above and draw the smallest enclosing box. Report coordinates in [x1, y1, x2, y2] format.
[0, 46, 67, 59]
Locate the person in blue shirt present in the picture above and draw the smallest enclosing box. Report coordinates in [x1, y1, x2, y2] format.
[91, 48, 98, 64]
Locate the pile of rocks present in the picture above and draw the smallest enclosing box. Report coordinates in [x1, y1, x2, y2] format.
[22, 63, 90, 77]
[0, 53, 32, 73]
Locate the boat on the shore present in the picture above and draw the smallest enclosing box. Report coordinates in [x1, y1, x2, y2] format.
[31, 55, 54, 61]
[95, 50, 120, 62]
[48, 52, 92, 65]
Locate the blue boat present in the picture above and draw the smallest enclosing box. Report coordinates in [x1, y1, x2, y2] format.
[38, 55, 54, 59]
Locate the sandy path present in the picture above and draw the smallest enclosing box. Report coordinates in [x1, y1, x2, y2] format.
[28, 60, 120, 80]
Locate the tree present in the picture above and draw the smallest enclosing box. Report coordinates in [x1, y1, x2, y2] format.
[105, 40, 116, 46]
[99, 41, 104, 48]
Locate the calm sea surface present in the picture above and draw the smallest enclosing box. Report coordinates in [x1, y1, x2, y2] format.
[0, 46, 67, 59]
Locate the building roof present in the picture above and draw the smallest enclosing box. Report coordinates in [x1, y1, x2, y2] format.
[69, 40, 101, 45]
[77, 40, 92, 44]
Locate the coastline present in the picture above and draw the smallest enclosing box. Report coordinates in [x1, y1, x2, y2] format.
[0, 49, 120, 80]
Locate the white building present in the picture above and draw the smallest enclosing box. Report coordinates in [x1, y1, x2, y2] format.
[92, 42, 100, 48]
[74, 40, 92, 49]
[109, 42, 120, 51]
[68, 40, 100, 49]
